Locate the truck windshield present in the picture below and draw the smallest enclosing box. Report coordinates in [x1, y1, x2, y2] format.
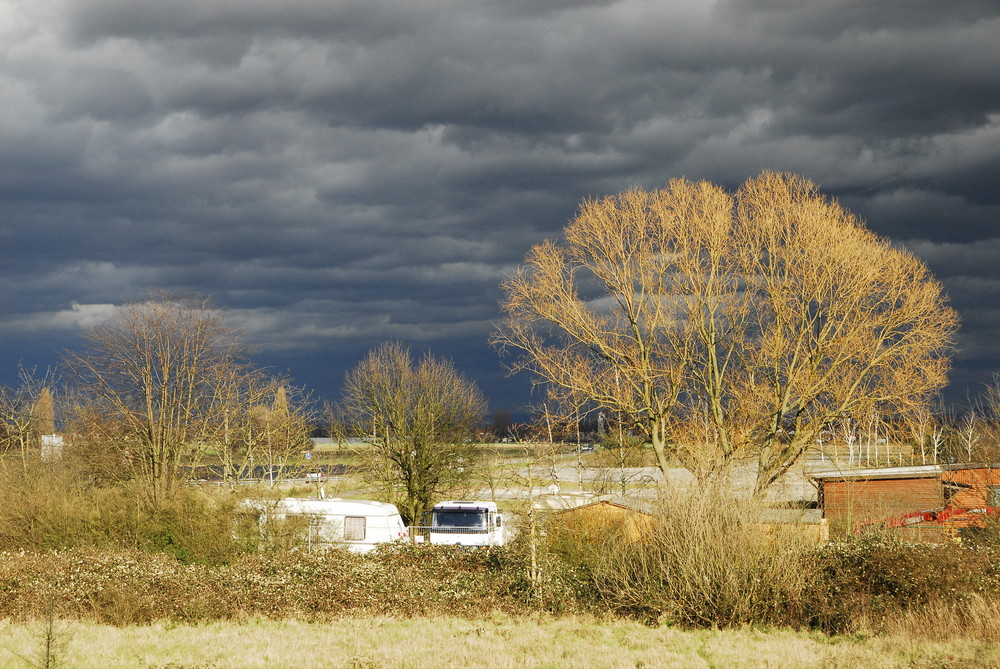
[432, 510, 487, 529]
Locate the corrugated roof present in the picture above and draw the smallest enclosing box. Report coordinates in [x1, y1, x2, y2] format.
[810, 462, 1000, 481]
[810, 464, 943, 481]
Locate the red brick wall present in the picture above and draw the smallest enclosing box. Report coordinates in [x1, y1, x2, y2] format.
[944, 467, 1000, 508]
[940, 467, 1000, 531]
[822, 477, 943, 536]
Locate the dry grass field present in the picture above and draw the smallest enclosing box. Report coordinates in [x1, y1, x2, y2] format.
[2, 615, 998, 669]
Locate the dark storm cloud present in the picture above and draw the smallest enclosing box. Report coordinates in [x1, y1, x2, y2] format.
[1, 0, 999, 408]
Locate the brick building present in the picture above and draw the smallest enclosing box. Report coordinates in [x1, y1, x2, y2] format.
[811, 464, 1000, 540]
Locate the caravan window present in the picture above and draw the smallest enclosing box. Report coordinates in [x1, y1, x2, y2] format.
[344, 516, 366, 541]
[433, 509, 487, 530]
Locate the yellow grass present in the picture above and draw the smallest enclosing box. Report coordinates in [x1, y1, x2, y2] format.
[2, 615, 997, 669]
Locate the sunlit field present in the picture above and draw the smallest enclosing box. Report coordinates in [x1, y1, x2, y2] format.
[3, 615, 998, 669]
[4, 446, 1000, 669]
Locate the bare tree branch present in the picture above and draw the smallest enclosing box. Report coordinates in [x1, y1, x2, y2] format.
[494, 172, 958, 493]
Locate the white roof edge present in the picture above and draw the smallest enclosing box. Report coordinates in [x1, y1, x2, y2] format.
[274, 498, 400, 515]
[434, 500, 498, 508]
[810, 462, 1000, 481]
[810, 464, 942, 479]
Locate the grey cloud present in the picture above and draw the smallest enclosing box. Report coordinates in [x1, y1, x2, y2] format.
[62, 0, 418, 46]
[863, 192, 1000, 245]
[34, 66, 153, 122]
[2, 0, 999, 409]
[716, 0, 997, 39]
[906, 240, 1000, 279]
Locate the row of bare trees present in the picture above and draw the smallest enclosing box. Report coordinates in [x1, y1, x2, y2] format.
[0, 294, 313, 507]
[0, 172, 976, 509]
[0, 294, 489, 526]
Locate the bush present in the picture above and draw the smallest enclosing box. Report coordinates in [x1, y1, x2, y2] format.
[0, 543, 600, 625]
[582, 488, 810, 627]
[0, 460, 259, 564]
[577, 490, 1000, 632]
[800, 534, 1000, 634]
[0, 459, 96, 550]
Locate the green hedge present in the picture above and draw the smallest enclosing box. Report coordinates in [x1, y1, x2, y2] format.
[0, 541, 599, 625]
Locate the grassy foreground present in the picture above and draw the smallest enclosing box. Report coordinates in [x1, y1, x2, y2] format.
[2, 616, 998, 669]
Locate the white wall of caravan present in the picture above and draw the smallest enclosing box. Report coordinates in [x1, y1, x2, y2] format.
[250, 498, 408, 553]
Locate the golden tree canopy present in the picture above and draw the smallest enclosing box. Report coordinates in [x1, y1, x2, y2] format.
[494, 172, 958, 492]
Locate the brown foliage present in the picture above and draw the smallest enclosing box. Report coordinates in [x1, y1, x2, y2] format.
[0, 544, 592, 625]
[494, 172, 957, 492]
[801, 534, 1000, 635]
[582, 488, 810, 627]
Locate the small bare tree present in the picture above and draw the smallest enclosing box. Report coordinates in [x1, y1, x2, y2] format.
[0, 368, 59, 469]
[255, 384, 313, 485]
[32, 387, 56, 438]
[340, 342, 486, 525]
[955, 407, 983, 463]
[505, 441, 560, 589]
[978, 375, 1000, 463]
[906, 406, 944, 465]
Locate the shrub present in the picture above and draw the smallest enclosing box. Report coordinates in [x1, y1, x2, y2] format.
[800, 534, 1000, 634]
[0, 542, 601, 625]
[0, 461, 259, 564]
[584, 488, 810, 627]
[0, 460, 95, 550]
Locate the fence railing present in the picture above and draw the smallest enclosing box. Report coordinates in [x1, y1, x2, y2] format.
[408, 525, 489, 535]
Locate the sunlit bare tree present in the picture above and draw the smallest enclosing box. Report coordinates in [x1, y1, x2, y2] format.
[210, 369, 313, 488]
[495, 172, 958, 493]
[0, 367, 59, 469]
[63, 293, 248, 504]
[340, 342, 486, 525]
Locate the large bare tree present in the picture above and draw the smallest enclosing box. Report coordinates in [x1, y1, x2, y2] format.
[494, 172, 958, 493]
[63, 294, 248, 504]
[340, 342, 486, 525]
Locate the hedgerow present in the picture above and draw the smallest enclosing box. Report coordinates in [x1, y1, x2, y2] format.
[0, 541, 600, 625]
[799, 534, 1000, 633]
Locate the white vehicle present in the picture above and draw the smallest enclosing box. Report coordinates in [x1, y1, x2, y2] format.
[248, 498, 408, 553]
[429, 500, 506, 547]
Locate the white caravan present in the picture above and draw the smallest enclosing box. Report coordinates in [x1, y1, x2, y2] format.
[429, 500, 506, 547]
[250, 498, 408, 553]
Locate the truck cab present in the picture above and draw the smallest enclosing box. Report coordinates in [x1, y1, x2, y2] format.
[429, 500, 506, 547]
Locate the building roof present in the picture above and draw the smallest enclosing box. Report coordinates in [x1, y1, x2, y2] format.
[261, 497, 401, 516]
[551, 497, 655, 516]
[810, 463, 999, 482]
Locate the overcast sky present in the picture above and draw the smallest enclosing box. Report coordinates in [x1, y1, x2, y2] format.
[2, 0, 999, 415]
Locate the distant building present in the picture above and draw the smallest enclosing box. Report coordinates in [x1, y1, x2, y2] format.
[548, 498, 656, 545]
[811, 463, 1000, 541]
[40, 434, 64, 461]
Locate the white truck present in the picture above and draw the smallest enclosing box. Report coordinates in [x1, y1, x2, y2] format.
[248, 498, 408, 553]
[428, 500, 506, 547]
